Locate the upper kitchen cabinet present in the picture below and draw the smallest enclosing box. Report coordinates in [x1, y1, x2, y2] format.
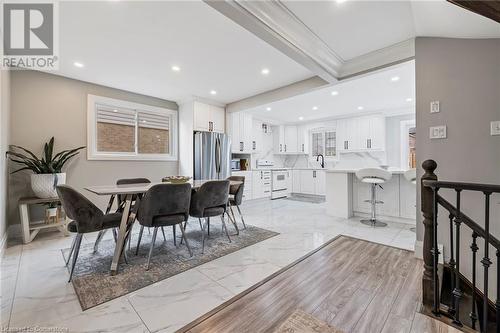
[227, 112, 253, 153]
[273, 125, 300, 154]
[252, 119, 263, 153]
[193, 101, 225, 133]
[297, 126, 309, 154]
[337, 115, 385, 153]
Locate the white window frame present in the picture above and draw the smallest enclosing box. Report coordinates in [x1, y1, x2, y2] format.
[310, 127, 338, 160]
[87, 95, 178, 161]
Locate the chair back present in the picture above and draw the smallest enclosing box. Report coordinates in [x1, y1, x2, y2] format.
[228, 176, 245, 205]
[137, 183, 192, 227]
[190, 180, 230, 217]
[116, 178, 151, 204]
[355, 168, 392, 184]
[404, 168, 417, 184]
[56, 185, 104, 233]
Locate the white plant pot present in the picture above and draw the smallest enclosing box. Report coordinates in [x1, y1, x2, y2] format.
[46, 207, 58, 217]
[30, 173, 66, 199]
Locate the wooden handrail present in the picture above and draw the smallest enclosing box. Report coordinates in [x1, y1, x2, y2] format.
[436, 194, 500, 250]
[423, 180, 500, 194]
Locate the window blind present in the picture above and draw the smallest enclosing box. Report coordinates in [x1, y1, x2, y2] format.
[96, 104, 136, 126]
[137, 111, 170, 130]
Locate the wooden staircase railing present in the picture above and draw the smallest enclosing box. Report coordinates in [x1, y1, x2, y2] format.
[421, 159, 500, 332]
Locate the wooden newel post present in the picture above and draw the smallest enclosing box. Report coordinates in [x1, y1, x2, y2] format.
[421, 159, 438, 309]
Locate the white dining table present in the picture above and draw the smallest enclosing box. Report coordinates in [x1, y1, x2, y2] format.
[85, 180, 242, 275]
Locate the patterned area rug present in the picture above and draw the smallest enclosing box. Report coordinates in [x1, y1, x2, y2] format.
[62, 224, 278, 310]
[274, 310, 344, 333]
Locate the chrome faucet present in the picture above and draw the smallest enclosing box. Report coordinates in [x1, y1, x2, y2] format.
[316, 154, 325, 168]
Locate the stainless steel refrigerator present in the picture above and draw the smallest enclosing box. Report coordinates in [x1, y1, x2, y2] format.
[193, 131, 231, 180]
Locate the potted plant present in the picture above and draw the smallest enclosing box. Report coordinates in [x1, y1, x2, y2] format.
[7, 137, 85, 199]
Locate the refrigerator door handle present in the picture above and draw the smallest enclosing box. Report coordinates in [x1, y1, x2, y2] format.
[215, 136, 221, 177]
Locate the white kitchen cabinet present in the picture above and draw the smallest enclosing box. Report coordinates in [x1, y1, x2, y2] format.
[252, 120, 263, 153]
[227, 112, 253, 153]
[285, 170, 293, 195]
[337, 115, 385, 153]
[297, 126, 309, 154]
[284, 126, 298, 153]
[273, 125, 299, 154]
[294, 169, 326, 195]
[273, 125, 285, 154]
[252, 170, 272, 199]
[193, 101, 225, 133]
[292, 170, 301, 193]
[299, 170, 315, 195]
[232, 171, 253, 201]
[315, 170, 326, 195]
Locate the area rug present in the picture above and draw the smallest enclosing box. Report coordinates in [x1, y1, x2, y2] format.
[274, 310, 344, 333]
[62, 224, 278, 310]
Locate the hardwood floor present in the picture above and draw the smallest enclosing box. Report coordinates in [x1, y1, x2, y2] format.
[180, 236, 461, 333]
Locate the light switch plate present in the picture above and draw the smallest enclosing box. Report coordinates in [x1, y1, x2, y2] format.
[430, 101, 440, 113]
[430, 126, 447, 139]
[491, 121, 500, 136]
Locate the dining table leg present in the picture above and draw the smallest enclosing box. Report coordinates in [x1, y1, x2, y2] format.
[93, 195, 116, 253]
[110, 194, 133, 275]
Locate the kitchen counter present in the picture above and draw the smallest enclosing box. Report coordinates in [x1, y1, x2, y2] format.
[325, 168, 406, 174]
[325, 168, 416, 223]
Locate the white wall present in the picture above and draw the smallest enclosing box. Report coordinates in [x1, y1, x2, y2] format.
[8, 70, 179, 227]
[415, 37, 500, 295]
[0, 69, 11, 246]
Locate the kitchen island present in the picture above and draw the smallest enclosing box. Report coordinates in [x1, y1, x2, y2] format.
[325, 169, 416, 224]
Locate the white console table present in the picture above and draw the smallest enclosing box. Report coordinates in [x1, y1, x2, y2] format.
[18, 197, 69, 244]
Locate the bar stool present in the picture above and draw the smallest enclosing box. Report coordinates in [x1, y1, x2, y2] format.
[355, 168, 392, 227]
[404, 168, 417, 232]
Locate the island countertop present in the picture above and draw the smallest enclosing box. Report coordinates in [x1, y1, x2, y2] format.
[325, 168, 407, 175]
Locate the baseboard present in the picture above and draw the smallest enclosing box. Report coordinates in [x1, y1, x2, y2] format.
[414, 240, 444, 264]
[0, 231, 7, 258]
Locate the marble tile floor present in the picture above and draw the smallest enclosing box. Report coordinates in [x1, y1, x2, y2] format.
[1, 199, 416, 333]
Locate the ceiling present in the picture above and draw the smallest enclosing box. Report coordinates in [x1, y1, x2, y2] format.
[245, 60, 415, 124]
[283, 0, 500, 61]
[44, 1, 499, 107]
[53, 1, 311, 104]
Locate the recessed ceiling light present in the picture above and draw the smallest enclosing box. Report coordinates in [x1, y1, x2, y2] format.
[335, 0, 348, 3]
[171, 65, 181, 72]
[261, 68, 270, 75]
[73, 62, 84, 68]
[210, 90, 217, 95]
[312, 106, 318, 110]
[357, 106, 364, 110]
[406, 97, 413, 102]
[298, 116, 304, 121]
[391, 76, 400, 82]
[331, 91, 339, 96]
[113, 109, 118, 113]
[266, 107, 272, 111]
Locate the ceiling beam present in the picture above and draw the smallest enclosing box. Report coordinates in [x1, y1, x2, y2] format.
[226, 76, 328, 113]
[204, 0, 342, 83]
[447, 0, 500, 23]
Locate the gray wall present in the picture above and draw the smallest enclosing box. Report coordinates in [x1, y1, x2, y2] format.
[1, 69, 11, 244]
[415, 37, 500, 293]
[8, 70, 179, 226]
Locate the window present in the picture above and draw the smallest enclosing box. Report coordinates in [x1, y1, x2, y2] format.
[87, 95, 177, 160]
[310, 128, 337, 158]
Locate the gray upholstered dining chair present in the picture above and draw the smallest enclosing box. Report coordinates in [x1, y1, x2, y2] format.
[189, 180, 231, 254]
[57, 185, 123, 282]
[135, 183, 193, 270]
[227, 176, 246, 230]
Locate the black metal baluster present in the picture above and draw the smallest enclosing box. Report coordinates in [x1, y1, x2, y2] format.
[448, 213, 456, 316]
[432, 187, 440, 315]
[452, 190, 463, 326]
[482, 192, 492, 332]
[496, 249, 500, 333]
[470, 232, 478, 330]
